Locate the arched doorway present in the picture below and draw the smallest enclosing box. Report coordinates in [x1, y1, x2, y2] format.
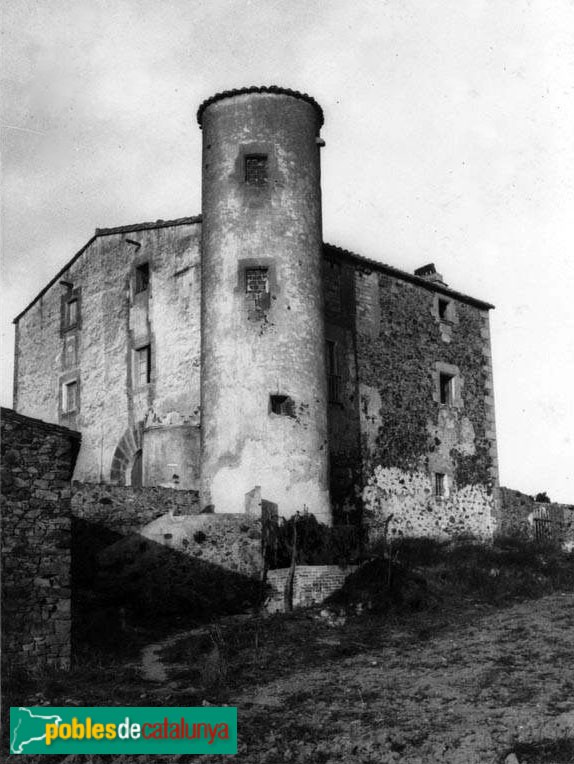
[110, 422, 143, 485]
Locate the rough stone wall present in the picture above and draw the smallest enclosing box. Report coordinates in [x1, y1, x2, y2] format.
[14, 219, 202, 487]
[265, 564, 358, 612]
[130, 512, 264, 578]
[498, 487, 574, 548]
[356, 270, 498, 541]
[1, 407, 80, 669]
[71, 482, 200, 536]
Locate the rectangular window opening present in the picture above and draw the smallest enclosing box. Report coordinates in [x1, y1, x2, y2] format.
[245, 267, 270, 320]
[64, 336, 77, 368]
[270, 394, 295, 418]
[135, 263, 150, 294]
[438, 298, 449, 320]
[439, 372, 455, 405]
[435, 473, 446, 498]
[245, 267, 269, 294]
[63, 381, 78, 413]
[65, 299, 78, 327]
[245, 154, 268, 185]
[136, 345, 151, 386]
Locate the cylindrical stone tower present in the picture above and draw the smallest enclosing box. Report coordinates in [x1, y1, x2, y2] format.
[197, 86, 330, 523]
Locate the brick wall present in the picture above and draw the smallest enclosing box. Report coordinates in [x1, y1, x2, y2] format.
[265, 564, 358, 612]
[1, 407, 80, 669]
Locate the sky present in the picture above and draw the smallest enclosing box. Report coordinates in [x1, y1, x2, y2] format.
[1, 0, 573, 502]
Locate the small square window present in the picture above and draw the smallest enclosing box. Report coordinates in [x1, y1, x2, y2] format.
[270, 394, 295, 418]
[135, 263, 150, 294]
[439, 373, 455, 405]
[136, 345, 151, 386]
[435, 473, 446, 498]
[245, 155, 268, 185]
[63, 381, 78, 413]
[438, 298, 449, 320]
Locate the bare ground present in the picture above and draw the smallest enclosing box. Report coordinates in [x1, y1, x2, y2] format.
[5, 545, 574, 764]
[143, 591, 574, 764]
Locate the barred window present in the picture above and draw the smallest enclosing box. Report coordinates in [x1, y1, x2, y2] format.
[245, 155, 268, 185]
[245, 267, 269, 294]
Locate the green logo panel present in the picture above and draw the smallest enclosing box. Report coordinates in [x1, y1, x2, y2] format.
[10, 706, 237, 755]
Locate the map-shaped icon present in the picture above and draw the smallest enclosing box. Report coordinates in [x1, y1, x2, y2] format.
[11, 707, 62, 754]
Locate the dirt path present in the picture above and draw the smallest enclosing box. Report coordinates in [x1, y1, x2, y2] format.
[180, 592, 574, 763]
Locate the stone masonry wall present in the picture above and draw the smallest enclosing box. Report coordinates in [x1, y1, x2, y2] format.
[357, 269, 498, 541]
[137, 513, 264, 578]
[265, 565, 358, 612]
[498, 487, 574, 548]
[71, 481, 200, 536]
[1, 407, 80, 669]
[14, 219, 202, 487]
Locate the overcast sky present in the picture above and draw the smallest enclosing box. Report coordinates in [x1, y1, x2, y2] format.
[2, 0, 573, 501]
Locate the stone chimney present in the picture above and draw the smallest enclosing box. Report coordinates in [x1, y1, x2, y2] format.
[414, 263, 447, 286]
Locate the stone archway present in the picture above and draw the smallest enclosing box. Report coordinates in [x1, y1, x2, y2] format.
[110, 422, 143, 486]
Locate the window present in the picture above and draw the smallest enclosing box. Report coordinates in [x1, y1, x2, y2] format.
[135, 263, 150, 294]
[245, 267, 269, 294]
[63, 336, 77, 369]
[245, 154, 268, 185]
[326, 340, 341, 403]
[439, 372, 455, 405]
[438, 298, 449, 320]
[60, 287, 82, 335]
[434, 473, 446, 498]
[269, 394, 295, 418]
[62, 380, 78, 413]
[245, 267, 270, 320]
[136, 345, 151, 386]
[65, 299, 78, 327]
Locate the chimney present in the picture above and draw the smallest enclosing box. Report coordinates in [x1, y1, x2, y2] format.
[414, 263, 447, 286]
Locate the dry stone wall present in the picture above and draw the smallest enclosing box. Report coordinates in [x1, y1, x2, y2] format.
[1, 407, 80, 669]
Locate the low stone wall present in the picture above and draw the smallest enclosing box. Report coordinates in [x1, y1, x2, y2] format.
[137, 512, 264, 578]
[1, 407, 80, 669]
[71, 482, 200, 535]
[265, 565, 358, 613]
[498, 487, 574, 548]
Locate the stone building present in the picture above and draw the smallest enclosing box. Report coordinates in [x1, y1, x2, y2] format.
[12, 86, 499, 536]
